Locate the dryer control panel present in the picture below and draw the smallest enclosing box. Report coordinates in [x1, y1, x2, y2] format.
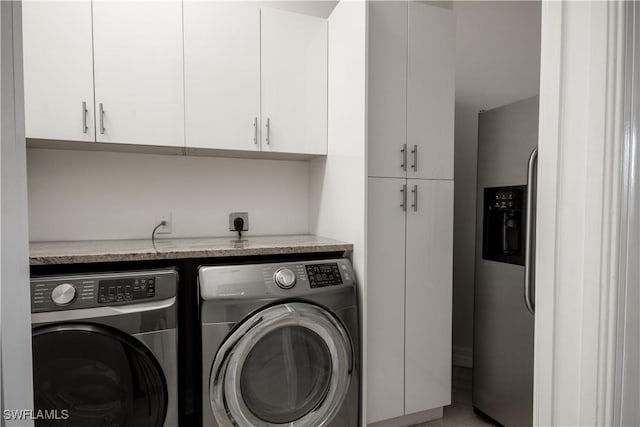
[30, 269, 177, 313]
[305, 263, 343, 288]
[199, 258, 356, 301]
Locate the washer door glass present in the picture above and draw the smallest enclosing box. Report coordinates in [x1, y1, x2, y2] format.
[32, 324, 167, 427]
[210, 302, 353, 427]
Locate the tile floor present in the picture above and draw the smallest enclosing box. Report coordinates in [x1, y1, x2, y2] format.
[414, 367, 498, 427]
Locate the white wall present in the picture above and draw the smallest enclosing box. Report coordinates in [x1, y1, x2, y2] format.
[309, 0, 366, 283]
[1, 0, 34, 422]
[27, 148, 310, 241]
[451, 105, 479, 366]
[452, 1, 541, 362]
[308, 0, 367, 421]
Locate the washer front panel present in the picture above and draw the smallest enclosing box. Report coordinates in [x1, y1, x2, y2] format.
[33, 323, 168, 427]
[210, 302, 353, 427]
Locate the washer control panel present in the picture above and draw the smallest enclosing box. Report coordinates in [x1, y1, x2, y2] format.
[31, 269, 177, 313]
[98, 276, 156, 303]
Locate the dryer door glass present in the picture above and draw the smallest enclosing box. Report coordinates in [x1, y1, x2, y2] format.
[210, 302, 353, 427]
[240, 325, 332, 423]
[32, 324, 167, 427]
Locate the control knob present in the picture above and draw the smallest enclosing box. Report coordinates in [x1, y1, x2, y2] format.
[274, 268, 297, 289]
[51, 283, 76, 306]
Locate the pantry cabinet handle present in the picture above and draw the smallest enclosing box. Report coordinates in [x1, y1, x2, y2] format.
[82, 101, 88, 134]
[401, 144, 407, 170]
[400, 184, 407, 211]
[99, 103, 105, 134]
[266, 117, 270, 144]
[411, 144, 418, 171]
[253, 117, 258, 144]
[411, 184, 418, 211]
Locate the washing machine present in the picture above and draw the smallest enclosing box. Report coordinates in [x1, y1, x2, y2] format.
[199, 258, 360, 427]
[30, 269, 179, 427]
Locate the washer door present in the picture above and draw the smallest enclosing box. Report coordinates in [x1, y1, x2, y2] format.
[32, 323, 167, 427]
[210, 302, 353, 427]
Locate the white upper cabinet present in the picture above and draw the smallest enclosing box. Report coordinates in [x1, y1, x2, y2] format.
[261, 8, 328, 155]
[92, 1, 184, 147]
[368, 1, 408, 179]
[367, 1, 454, 180]
[407, 3, 455, 180]
[404, 179, 454, 414]
[22, 1, 95, 142]
[184, 2, 260, 151]
[22, 2, 328, 156]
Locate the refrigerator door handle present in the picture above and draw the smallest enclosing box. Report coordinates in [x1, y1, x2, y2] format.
[524, 147, 538, 315]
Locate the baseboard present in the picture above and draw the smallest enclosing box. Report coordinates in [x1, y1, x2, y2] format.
[453, 346, 473, 368]
[368, 407, 443, 427]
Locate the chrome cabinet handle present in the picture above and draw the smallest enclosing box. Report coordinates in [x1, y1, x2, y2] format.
[400, 184, 407, 211]
[411, 144, 418, 171]
[82, 101, 88, 134]
[99, 103, 105, 135]
[401, 144, 407, 170]
[411, 184, 418, 211]
[265, 117, 270, 145]
[524, 147, 538, 315]
[253, 117, 258, 144]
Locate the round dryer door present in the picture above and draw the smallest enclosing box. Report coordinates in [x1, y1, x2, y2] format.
[32, 323, 167, 427]
[210, 302, 353, 427]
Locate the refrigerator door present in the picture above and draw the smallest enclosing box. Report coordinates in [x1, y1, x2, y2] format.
[473, 261, 534, 426]
[473, 96, 539, 426]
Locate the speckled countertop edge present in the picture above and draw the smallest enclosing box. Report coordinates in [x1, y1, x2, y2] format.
[29, 235, 353, 265]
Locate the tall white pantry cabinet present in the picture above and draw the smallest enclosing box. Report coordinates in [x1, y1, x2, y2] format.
[367, 2, 454, 425]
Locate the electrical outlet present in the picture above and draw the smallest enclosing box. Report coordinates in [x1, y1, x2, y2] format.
[229, 212, 249, 232]
[157, 212, 172, 234]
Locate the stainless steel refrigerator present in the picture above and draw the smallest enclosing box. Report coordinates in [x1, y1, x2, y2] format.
[473, 96, 539, 426]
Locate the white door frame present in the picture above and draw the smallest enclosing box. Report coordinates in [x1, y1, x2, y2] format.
[613, 2, 640, 425]
[535, 1, 635, 425]
[1, 0, 35, 424]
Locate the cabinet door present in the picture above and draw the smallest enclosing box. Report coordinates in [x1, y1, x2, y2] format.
[261, 8, 327, 155]
[407, 3, 454, 180]
[184, 2, 260, 151]
[22, 0, 95, 142]
[367, 177, 407, 424]
[405, 179, 454, 414]
[93, 1, 184, 147]
[367, 1, 407, 178]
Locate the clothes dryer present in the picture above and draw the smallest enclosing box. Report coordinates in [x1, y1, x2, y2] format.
[199, 258, 360, 427]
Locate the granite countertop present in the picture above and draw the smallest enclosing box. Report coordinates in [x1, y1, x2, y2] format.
[29, 235, 353, 265]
